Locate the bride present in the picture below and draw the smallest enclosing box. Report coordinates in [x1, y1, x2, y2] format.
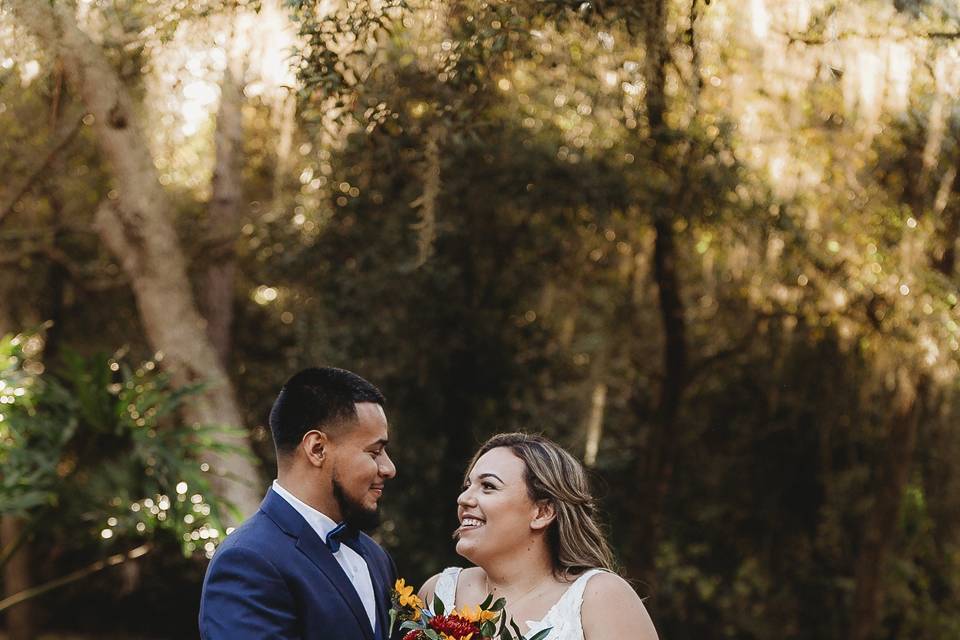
[418, 433, 659, 640]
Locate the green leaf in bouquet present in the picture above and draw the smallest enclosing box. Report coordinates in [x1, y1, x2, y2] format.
[510, 619, 523, 639]
[526, 628, 552, 640]
[480, 619, 496, 637]
[400, 620, 422, 631]
[490, 597, 507, 612]
[479, 593, 494, 610]
[495, 608, 509, 637]
[433, 592, 445, 616]
[423, 629, 441, 640]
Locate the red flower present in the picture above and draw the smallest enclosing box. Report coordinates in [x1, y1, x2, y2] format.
[429, 614, 481, 639]
[402, 630, 423, 640]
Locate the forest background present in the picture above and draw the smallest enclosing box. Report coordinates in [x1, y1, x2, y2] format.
[1, 1, 960, 638]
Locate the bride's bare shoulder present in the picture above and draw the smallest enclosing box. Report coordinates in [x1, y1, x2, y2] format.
[459, 566, 487, 587]
[581, 573, 659, 640]
[417, 573, 442, 602]
[418, 567, 485, 603]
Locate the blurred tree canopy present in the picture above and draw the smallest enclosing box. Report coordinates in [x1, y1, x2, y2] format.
[2, 0, 960, 638]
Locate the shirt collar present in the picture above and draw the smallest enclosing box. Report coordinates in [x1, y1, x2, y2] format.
[271, 479, 340, 540]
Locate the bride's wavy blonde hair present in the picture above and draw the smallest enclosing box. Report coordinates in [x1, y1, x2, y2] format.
[465, 432, 617, 578]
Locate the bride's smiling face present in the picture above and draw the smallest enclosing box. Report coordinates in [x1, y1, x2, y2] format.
[454, 447, 541, 563]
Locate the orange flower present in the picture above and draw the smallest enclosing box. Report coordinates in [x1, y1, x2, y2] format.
[455, 605, 497, 624]
[394, 578, 424, 619]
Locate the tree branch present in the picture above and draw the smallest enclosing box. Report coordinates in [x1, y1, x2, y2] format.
[0, 104, 85, 226]
[0, 544, 151, 612]
[0, 242, 127, 292]
[782, 29, 960, 45]
[687, 314, 766, 385]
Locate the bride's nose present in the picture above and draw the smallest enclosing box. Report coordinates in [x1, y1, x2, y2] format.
[457, 487, 476, 506]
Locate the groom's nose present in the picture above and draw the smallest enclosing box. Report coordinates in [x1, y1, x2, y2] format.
[379, 450, 396, 479]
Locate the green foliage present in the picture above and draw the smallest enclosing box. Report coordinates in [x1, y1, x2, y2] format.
[0, 332, 76, 514]
[0, 331, 237, 559]
[289, 0, 409, 123]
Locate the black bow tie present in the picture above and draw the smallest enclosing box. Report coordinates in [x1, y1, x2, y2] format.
[325, 522, 359, 553]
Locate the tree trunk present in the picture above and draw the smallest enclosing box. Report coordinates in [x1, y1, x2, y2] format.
[626, 0, 690, 592]
[1, 518, 34, 640]
[413, 122, 443, 267]
[936, 203, 960, 276]
[202, 64, 245, 365]
[849, 130, 959, 640]
[0, 278, 34, 640]
[643, 0, 669, 136]
[629, 216, 689, 588]
[7, 0, 262, 518]
[849, 369, 925, 640]
[932, 156, 959, 276]
[583, 382, 607, 467]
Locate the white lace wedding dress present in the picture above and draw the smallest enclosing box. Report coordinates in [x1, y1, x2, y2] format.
[434, 566, 604, 640]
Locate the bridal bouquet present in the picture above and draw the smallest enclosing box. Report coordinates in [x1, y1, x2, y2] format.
[390, 579, 550, 640]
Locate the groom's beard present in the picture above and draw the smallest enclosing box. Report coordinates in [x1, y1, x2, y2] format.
[332, 476, 381, 532]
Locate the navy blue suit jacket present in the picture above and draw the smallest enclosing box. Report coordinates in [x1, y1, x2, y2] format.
[199, 488, 397, 640]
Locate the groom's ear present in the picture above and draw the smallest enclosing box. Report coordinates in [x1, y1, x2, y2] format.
[301, 430, 330, 468]
[530, 499, 556, 531]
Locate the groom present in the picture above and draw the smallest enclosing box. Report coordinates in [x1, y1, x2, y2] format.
[199, 367, 398, 640]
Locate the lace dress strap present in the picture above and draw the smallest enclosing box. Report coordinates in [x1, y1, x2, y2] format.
[525, 569, 606, 640]
[560, 568, 605, 610]
[434, 566, 463, 613]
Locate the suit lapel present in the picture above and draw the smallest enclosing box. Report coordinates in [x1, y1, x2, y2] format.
[357, 536, 391, 640]
[260, 489, 374, 640]
[296, 531, 375, 640]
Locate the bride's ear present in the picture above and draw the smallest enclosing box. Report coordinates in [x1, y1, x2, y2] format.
[530, 499, 556, 531]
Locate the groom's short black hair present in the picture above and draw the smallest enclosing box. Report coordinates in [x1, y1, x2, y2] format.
[268, 367, 385, 457]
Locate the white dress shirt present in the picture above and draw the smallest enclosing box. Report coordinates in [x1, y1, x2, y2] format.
[271, 480, 377, 631]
